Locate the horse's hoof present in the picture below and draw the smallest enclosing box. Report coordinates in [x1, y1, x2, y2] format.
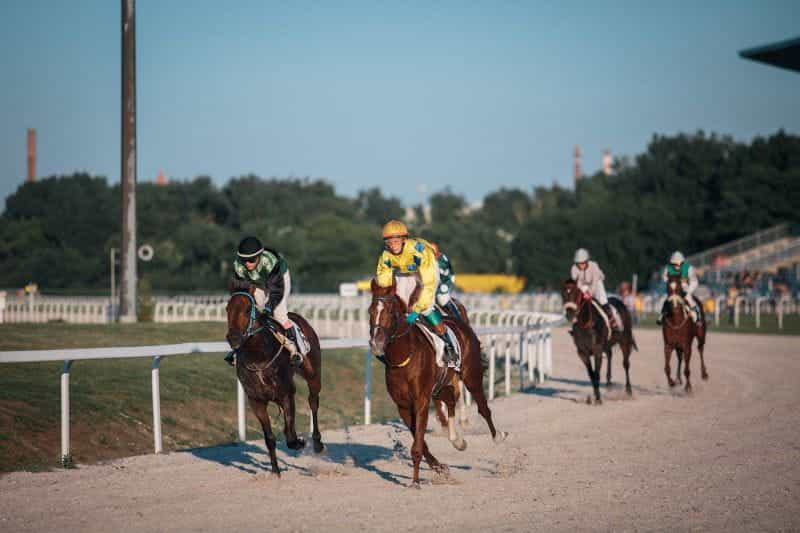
[625, 386, 633, 396]
[313, 440, 325, 454]
[493, 431, 508, 444]
[433, 464, 450, 475]
[702, 372, 709, 381]
[594, 398, 603, 406]
[287, 438, 306, 451]
[605, 381, 613, 388]
[668, 380, 676, 388]
[450, 437, 467, 451]
[408, 481, 422, 490]
[685, 385, 692, 394]
[586, 395, 593, 404]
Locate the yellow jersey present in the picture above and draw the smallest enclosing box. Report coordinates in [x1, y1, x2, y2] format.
[375, 237, 438, 313]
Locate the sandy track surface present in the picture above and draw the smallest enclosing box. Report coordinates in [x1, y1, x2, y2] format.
[1, 329, 799, 532]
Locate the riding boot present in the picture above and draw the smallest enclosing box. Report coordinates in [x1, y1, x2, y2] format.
[433, 323, 458, 367]
[445, 301, 462, 322]
[656, 300, 668, 326]
[693, 305, 703, 326]
[224, 350, 236, 367]
[602, 303, 621, 331]
[284, 327, 303, 367]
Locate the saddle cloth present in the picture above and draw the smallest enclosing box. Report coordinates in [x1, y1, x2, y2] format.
[267, 317, 311, 356]
[415, 322, 462, 371]
[668, 295, 699, 323]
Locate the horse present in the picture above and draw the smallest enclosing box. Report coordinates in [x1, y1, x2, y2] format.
[662, 274, 709, 391]
[225, 283, 324, 477]
[561, 279, 638, 403]
[369, 278, 505, 488]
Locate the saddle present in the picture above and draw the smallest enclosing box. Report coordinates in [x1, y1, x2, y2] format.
[262, 314, 312, 356]
[414, 322, 462, 371]
[669, 294, 700, 323]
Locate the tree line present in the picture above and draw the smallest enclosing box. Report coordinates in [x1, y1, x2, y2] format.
[1, 130, 798, 294]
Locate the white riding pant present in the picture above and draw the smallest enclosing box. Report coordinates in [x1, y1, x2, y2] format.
[253, 271, 292, 329]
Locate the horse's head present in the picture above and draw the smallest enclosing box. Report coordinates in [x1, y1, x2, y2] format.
[369, 278, 405, 356]
[226, 281, 256, 350]
[561, 278, 581, 322]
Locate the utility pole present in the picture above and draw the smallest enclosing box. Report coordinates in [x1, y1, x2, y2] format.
[27, 129, 36, 182]
[119, 0, 138, 323]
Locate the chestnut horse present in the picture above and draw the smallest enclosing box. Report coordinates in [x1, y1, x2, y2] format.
[369, 278, 505, 487]
[226, 285, 324, 477]
[561, 279, 638, 403]
[662, 274, 708, 391]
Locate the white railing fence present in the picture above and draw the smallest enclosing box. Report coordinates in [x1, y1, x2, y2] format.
[0, 309, 562, 467]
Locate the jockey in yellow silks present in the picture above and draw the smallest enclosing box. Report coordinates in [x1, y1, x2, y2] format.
[376, 220, 457, 365]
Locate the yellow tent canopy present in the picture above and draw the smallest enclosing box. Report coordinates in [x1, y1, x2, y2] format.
[355, 274, 526, 294]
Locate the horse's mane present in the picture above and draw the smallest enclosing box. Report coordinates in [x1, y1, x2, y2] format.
[229, 278, 253, 294]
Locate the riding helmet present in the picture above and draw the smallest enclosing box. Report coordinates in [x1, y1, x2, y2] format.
[670, 251, 685, 265]
[573, 248, 590, 263]
[382, 220, 408, 239]
[237, 236, 264, 259]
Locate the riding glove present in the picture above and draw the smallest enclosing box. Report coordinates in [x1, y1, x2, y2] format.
[406, 311, 420, 324]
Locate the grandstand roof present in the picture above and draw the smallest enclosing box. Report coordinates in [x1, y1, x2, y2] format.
[739, 36, 800, 73]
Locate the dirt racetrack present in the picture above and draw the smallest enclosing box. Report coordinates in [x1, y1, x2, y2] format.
[1, 328, 798, 532]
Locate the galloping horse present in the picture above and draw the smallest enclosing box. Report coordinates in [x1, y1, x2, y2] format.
[561, 279, 638, 403]
[226, 282, 324, 476]
[662, 274, 708, 391]
[369, 278, 505, 487]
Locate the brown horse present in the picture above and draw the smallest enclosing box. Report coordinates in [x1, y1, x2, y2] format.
[561, 279, 638, 403]
[226, 285, 324, 477]
[662, 274, 709, 391]
[369, 278, 505, 487]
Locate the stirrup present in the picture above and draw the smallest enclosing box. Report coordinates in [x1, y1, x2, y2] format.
[375, 354, 388, 366]
[224, 351, 236, 367]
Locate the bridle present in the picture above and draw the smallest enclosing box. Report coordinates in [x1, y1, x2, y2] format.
[664, 281, 689, 330]
[370, 294, 413, 346]
[228, 291, 285, 374]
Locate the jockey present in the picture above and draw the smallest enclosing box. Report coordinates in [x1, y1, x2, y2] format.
[657, 251, 702, 326]
[571, 248, 622, 331]
[376, 220, 458, 366]
[224, 236, 302, 366]
[428, 242, 462, 321]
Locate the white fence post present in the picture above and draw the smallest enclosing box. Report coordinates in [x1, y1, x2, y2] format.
[61, 360, 73, 466]
[237, 378, 246, 442]
[734, 296, 745, 328]
[151, 356, 163, 454]
[488, 336, 496, 401]
[364, 350, 372, 425]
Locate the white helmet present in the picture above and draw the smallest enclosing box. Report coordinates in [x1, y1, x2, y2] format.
[669, 251, 685, 265]
[574, 248, 590, 263]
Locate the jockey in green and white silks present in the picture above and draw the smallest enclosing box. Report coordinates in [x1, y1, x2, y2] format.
[225, 236, 303, 366]
[428, 242, 462, 321]
[657, 251, 702, 326]
[571, 248, 623, 331]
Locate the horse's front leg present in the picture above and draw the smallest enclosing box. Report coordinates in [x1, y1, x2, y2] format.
[664, 345, 676, 387]
[605, 346, 613, 387]
[675, 349, 683, 385]
[279, 393, 306, 451]
[683, 344, 693, 392]
[411, 399, 435, 487]
[248, 399, 281, 476]
[592, 351, 603, 403]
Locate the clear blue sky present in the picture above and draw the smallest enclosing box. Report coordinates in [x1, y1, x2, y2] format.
[1, 0, 798, 208]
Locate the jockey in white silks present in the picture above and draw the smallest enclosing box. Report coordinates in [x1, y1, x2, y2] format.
[570, 248, 623, 331]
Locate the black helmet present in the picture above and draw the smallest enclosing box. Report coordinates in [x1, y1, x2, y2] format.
[237, 236, 263, 259]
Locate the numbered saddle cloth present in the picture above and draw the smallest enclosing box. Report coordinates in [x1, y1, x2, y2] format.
[415, 323, 462, 370]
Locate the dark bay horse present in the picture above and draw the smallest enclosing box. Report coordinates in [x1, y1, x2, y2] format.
[369, 279, 505, 487]
[662, 274, 708, 391]
[226, 285, 324, 477]
[561, 279, 638, 403]
[434, 298, 471, 430]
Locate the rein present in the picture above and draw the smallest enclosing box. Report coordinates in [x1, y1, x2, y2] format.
[230, 291, 286, 374]
[371, 294, 415, 368]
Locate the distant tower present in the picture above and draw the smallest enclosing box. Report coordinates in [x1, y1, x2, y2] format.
[573, 145, 582, 186]
[156, 169, 167, 186]
[602, 149, 613, 175]
[26, 128, 36, 182]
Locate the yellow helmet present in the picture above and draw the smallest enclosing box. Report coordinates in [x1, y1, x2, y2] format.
[381, 220, 408, 239]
